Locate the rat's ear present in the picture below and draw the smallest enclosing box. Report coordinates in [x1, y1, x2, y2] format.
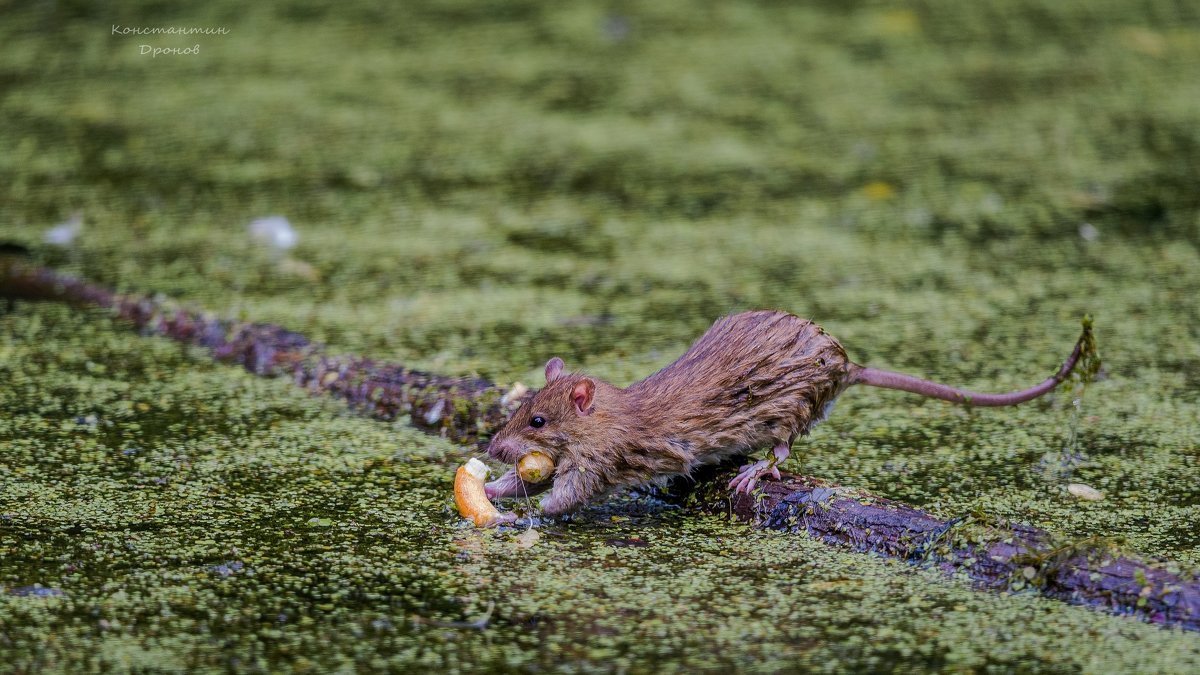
[545, 357, 565, 383]
[571, 378, 595, 416]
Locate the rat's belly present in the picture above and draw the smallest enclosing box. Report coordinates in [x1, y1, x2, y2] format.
[689, 393, 843, 465]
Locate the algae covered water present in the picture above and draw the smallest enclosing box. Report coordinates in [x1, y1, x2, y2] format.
[2, 1, 1200, 671]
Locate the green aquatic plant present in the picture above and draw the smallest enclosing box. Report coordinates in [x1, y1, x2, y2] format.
[3, 0, 1200, 670]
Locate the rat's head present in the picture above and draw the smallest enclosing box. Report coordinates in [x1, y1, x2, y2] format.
[486, 357, 603, 465]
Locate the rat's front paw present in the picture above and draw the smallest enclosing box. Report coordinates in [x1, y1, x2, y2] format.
[483, 480, 505, 500]
[486, 511, 519, 527]
[484, 468, 523, 499]
[538, 494, 580, 517]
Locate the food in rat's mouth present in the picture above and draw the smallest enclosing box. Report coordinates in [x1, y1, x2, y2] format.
[454, 458, 501, 527]
[517, 451, 555, 483]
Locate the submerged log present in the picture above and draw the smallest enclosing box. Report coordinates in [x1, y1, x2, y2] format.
[0, 257, 521, 443]
[681, 465, 1200, 632]
[3, 257, 1198, 633]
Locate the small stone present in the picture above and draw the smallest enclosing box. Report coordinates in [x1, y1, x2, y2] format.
[208, 561, 245, 577]
[9, 584, 67, 598]
[424, 399, 446, 425]
[1067, 483, 1104, 501]
[514, 528, 540, 549]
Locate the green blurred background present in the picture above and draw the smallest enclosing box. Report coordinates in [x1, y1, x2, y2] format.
[2, 0, 1199, 671]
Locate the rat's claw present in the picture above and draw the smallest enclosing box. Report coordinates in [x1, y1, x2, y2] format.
[729, 444, 791, 495]
[728, 458, 773, 494]
[487, 511, 518, 527]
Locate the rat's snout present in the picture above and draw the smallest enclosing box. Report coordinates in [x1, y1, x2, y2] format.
[486, 437, 523, 464]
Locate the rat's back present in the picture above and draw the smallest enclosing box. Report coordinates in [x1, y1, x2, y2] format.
[630, 310, 856, 450]
[636, 310, 849, 391]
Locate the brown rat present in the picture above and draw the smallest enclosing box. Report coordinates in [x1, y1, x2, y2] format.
[484, 310, 1087, 520]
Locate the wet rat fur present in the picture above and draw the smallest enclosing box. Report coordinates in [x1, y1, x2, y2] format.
[484, 309, 1085, 518]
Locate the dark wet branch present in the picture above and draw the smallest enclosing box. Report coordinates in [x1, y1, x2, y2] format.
[678, 465, 1200, 633]
[0, 257, 527, 443]
[3, 258, 1197, 633]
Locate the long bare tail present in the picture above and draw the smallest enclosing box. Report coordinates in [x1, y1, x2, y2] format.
[852, 320, 1097, 407]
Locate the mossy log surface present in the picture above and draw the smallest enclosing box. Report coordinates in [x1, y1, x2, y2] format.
[4, 258, 1198, 633]
[1, 258, 521, 443]
[684, 467, 1200, 633]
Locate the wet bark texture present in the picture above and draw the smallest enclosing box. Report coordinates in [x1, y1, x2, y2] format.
[682, 465, 1200, 633]
[0, 258, 522, 443]
[4, 257, 1198, 633]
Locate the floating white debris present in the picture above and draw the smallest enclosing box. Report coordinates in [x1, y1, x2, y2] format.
[1067, 483, 1104, 501]
[1079, 223, 1099, 242]
[44, 213, 83, 246]
[501, 382, 529, 406]
[424, 399, 446, 425]
[248, 215, 298, 250]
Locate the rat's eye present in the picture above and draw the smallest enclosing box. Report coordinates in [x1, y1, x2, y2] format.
[529, 416, 546, 429]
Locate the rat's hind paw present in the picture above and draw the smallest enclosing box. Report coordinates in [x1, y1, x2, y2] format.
[727, 458, 781, 494]
[727, 444, 790, 495]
